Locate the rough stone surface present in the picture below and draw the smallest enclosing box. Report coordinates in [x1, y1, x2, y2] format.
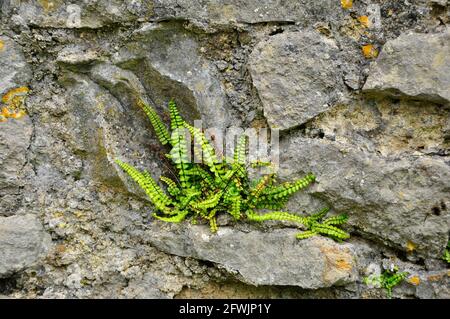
[249, 30, 345, 130]
[364, 28, 450, 104]
[0, 35, 32, 96]
[280, 134, 450, 259]
[0, 0, 449, 299]
[1, 0, 343, 30]
[147, 223, 357, 288]
[0, 214, 52, 277]
[0, 117, 33, 216]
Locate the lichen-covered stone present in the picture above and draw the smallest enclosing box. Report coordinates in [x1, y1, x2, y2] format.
[280, 135, 450, 259]
[249, 30, 345, 130]
[1, 0, 343, 30]
[363, 28, 450, 105]
[147, 223, 357, 289]
[0, 0, 449, 299]
[0, 117, 33, 216]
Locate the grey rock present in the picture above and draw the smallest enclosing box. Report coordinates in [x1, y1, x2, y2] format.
[0, 214, 51, 277]
[146, 223, 357, 289]
[0, 0, 449, 299]
[249, 30, 345, 130]
[57, 71, 163, 191]
[2, 0, 153, 29]
[2, 0, 343, 29]
[122, 273, 169, 298]
[280, 135, 450, 258]
[114, 23, 234, 129]
[363, 28, 450, 105]
[0, 117, 33, 216]
[153, 0, 343, 29]
[0, 36, 32, 96]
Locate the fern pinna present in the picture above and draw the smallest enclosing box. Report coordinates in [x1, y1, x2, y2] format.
[116, 99, 350, 241]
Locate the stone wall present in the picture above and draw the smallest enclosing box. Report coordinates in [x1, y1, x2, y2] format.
[0, 0, 449, 298]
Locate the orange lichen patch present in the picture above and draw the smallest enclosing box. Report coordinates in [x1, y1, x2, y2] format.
[406, 241, 417, 253]
[336, 258, 353, 271]
[1, 87, 29, 122]
[9, 110, 26, 119]
[427, 274, 443, 282]
[362, 44, 378, 58]
[0, 39, 4, 51]
[1, 107, 11, 117]
[341, 0, 353, 9]
[55, 244, 67, 254]
[408, 276, 420, 286]
[357, 16, 371, 27]
[320, 244, 355, 285]
[2, 86, 29, 104]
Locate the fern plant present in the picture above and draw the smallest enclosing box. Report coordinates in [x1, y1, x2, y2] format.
[443, 241, 450, 264]
[364, 266, 409, 298]
[115, 99, 350, 241]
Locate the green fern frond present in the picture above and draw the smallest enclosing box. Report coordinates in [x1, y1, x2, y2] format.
[153, 210, 189, 223]
[116, 159, 173, 214]
[384, 272, 408, 298]
[208, 211, 218, 233]
[365, 268, 408, 299]
[265, 173, 316, 200]
[138, 99, 171, 145]
[309, 207, 330, 222]
[234, 135, 247, 165]
[247, 174, 275, 208]
[160, 176, 180, 196]
[246, 210, 307, 224]
[169, 128, 191, 188]
[190, 191, 223, 210]
[190, 166, 215, 188]
[443, 241, 450, 263]
[230, 196, 241, 220]
[323, 213, 348, 226]
[168, 99, 184, 130]
[296, 230, 318, 240]
[184, 122, 221, 175]
[310, 223, 350, 240]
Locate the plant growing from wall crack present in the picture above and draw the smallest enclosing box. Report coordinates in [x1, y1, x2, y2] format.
[364, 265, 409, 298]
[115, 99, 350, 241]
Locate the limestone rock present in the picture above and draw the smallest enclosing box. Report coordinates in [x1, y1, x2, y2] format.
[2, 0, 343, 29]
[0, 36, 32, 96]
[280, 135, 450, 258]
[0, 117, 33, 216]
[114, 23, 233, 129]
[0, 214, 51, 277]
[249, 30, 345, 130]
[146, 223, 357, 289]
[363, 28, 450, 105]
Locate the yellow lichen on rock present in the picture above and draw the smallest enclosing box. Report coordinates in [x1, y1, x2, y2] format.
[357, 16, 371, 27]
[2, 86, 29, 104]
[406, 241, 417, 253]
[408, 276, 420, 286]
[341, 0, 353, 10]
[362, 44, 378, 58]
[0, 39, 4, 51]
[1, 87, 29, 122]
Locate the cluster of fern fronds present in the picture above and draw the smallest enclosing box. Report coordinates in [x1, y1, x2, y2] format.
[115, 99, 350, 241]
[364, 266, 408, 298]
